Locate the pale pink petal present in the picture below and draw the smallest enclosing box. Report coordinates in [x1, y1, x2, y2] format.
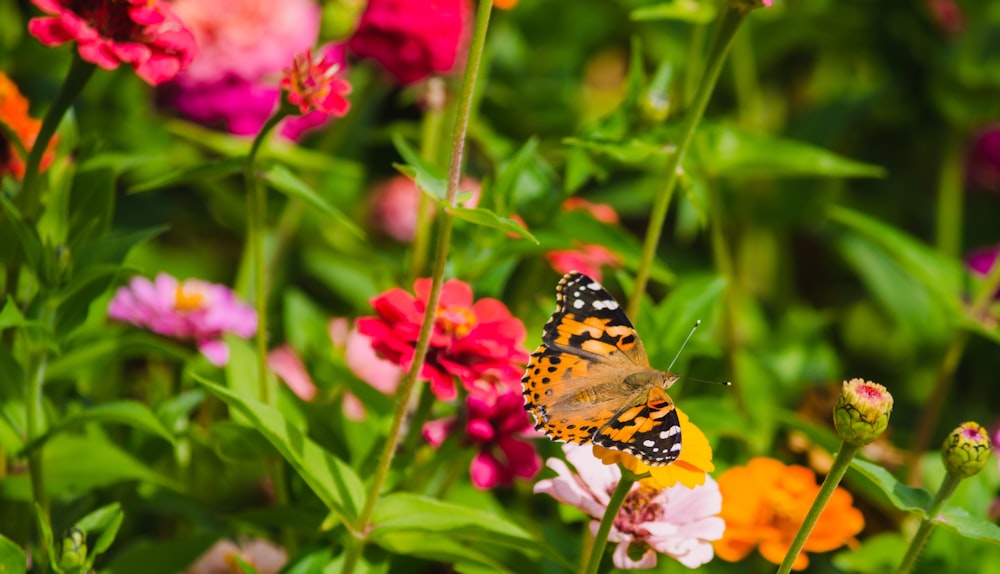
[268, 345, 316, 401]
[612, 541, 657, 570]
[198, 339, 229, 366]
[342, 393, 366, 421]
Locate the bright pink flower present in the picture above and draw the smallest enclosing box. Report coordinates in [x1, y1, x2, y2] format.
[347, 0, 472, 86]
[108, 274, 256, 366]
[535, 444, 725, 569]
[28, 0, 197, 85]
[268, 345, 317, 401]
[356, 278, 528, 401]
[280, 49, 351, 116]
[546, 244, 623, 282]
[185, 537, 286, 574]
[563, 197, 620, 225]
[967, 244, 1000, 300]
[369, 175, 481, 242]
[330, 320, 404, 421]
[968, 125, 1000, 193]
[424, 392, 540, 490]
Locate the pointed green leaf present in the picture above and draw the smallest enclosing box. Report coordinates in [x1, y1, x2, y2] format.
[0, 195, 46, 280]
[21, 401, 175, 455]
[936, 506, 1000, 545]
[74, 502, 124, 565]
[127, 157, 244, 193]
[631, 1, 718, 23]
[0, 531, 27, 574]
[195, 377, 365, 526]
[391, 133, 448, 200]
[34, 503, 56, 573]
[448, 206, 538, 244]
[849, 458, 933, 515]
[261, 163, 364, 238]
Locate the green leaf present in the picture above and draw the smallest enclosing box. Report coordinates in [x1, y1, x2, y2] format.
[260, 163, 364, 238]
[74, 502, 124, 566]
[195, 377, 365, 527]
[937, 506, 1000, 545]
[631, 0, 718, 23]
[562, 136, 667, 164]
[73, 226, 167, 271]
[127, 157, 244, 194]
[832, 532, 907, 574]
[67, 163, 116, 247]
[849, 458, 933, 515]
[21, 401, 175, 455]
[102, 534, 218, 574]
[448, 206, 538, 244]
[0, 531, 27, 574]
[231, 555, 261, 574]
[0, 195, 48, 283]
[491, 138, 539, 213]
[34, 504, 56, 573]
[0, 297, 32, 331]
[649, 274, 726, 364]
[391, 133, 447, 200]
[689, 124, 886, 179]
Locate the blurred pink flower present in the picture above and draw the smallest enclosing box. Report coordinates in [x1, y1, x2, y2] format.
[185, 537, 286, 574]
[967, 244, 1000, 300]
[108, 274, 256, 366]
[348, 0, 472, 85]
[968, 125, 1000, 193]
[546, 244, 623, 282]
[926, 0, 964, 36]
[280, 49, 352, 116]
[268, 345, 317, 401]
[331, 320, 403, 421]
[28, 0, 197, 85]
[424, 392, 540, 490]
[535, 444, 725, 569]
[369, 175, 481, 242]
[563, 197, 620, 225]
[357, 278, 528, 401]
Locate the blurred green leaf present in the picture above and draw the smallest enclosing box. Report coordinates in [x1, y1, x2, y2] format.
[631, 0, 717, 23]
[22, 401, 175, 455]
[392, 133, 447, 201]
[0, 296, 33, 331]
[75, 502, 124, 567]
[67, 163, 116, 247]
[849, 458, 932, 515]
[127, 156, 244, 194]
[448, 206, 538, 244]
[196, 378, 365, 527]
[1, 195, 49, 284]
[0, 531, 27, 574]
[46, 331, 191, 381]
[491, 138, 539, 213]
[832, 532, 907, 574]
[937, 506, 1000, 545]
[261, 163, 364, 239]
[650, 274, 725, 364]
[102, 534, 218, 574]
[232, 555, 261, 574]
[34, 504, 55, 573]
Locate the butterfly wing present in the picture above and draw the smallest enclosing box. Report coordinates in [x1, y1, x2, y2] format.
[594, 385, 682, 466]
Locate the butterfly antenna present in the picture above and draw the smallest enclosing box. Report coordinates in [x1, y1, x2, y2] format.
[681, 375, 733, 387]
[666, 320, 701, 373]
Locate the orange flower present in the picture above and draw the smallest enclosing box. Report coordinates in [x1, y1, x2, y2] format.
[714, 457, 864, 571]
[494, 0, 518, 9]
[593, 409, 714, 489]
[0, 72, 57, 180]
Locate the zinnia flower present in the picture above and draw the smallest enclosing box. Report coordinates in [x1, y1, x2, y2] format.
[0, 72, 57, 180]
[536, 443, 725, 569]
[545, 198, 623, 281]
[108, 273, 256, 366]
[356, 278, 528, 401]
[942, 421, 993, 478]
[268, 345, 317, 402]
[369, 175, 480, 242]
[280, 49, 351, 117]
[593, 409, 715, 489]
[347, 0, 472, 86]
[333, 320, 404, 421]
[424, 392, 540, 490]
[28, 0, 197, 86]
[714, 457, 864, 571]
[185, 537, 286, 574]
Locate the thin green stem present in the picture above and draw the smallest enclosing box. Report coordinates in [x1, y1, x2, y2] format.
[627, 7, 748, 318]
[410, 79, 447, 282]
[244, 112, 286, 405]
[934, 129, 964, 259]
[730, 23, 763, 128]
[895, 472, 962, 574]
[26, 341, 51, 520]
[776, 442, 860, 574]
[583, 474, 634, 574]
[707, 183, 747, 412]
[341, 2, 493, 573]
[19, 53, 95, 210]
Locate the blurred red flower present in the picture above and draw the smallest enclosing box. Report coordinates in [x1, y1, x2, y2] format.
[347, 0, 472, 85]
[281, 49, 352, 117]
[546, 244, 623, 282]
[28, 0, 197, 85]
[357, 278, 528, 401]
[0, 72, 57, 180]
[968, 125, 1000, 193]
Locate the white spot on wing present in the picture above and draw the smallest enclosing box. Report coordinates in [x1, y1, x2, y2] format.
[573, 299, 585, 309]
[659, 425, 680, 439]
[588, 282, 601, 290]
[643, 439, 655, 448]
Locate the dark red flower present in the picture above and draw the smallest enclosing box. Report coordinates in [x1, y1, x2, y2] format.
[968, 125, 1000, 193]
[280, 49, 352, 117]
[347, 0, 472, 86]
[424, 392, 540, 490]
[28, 0, 198, 85]
[356, 278, 528, 401]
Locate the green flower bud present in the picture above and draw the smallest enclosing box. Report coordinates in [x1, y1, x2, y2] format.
[58, 528, 87, 570]
[942, 422, 992, 478]
[833, 378, 893, 446]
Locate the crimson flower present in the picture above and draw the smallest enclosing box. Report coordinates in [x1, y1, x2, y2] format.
[424, 392, 540, 490]
[28, 0, 198, 86]
[356, 278, 528, 401]
[280, 49, 352, 117]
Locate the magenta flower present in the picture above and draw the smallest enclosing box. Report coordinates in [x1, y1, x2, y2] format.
[535, 444, 725, 569]
[968, 125, 1000, 193]
[108, 274, 256, 366]
[332, 319, 404, 421]
[28, 0, 197, 85]
[424, 392, 540, 490]
[356, 279, 528, 401]
[967, 244, 1000, 300]
[545, 244, 623, 282]
[347, 0, 472, 86]
[280, 49, 352, 117]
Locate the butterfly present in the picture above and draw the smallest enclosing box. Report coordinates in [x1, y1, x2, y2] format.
[521, 272, 682, 466]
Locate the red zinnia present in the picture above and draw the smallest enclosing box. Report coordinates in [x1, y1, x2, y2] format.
[280, 49, 352, 117]
[28, 0, 198, 86]
[0, 72, 57, 180]
[356, 278, 529, 401]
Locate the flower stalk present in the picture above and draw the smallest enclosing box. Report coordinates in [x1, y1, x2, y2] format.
[894, 472, 960, 574]
[342, 1, 494, 572]
[582, 473, 635, 574]
[627, 6, 748, 318]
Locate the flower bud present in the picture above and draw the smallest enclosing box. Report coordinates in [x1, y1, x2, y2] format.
[833, 378, 893, 446]
[942, 422, 992, 478]
[58, 528, 87, 570]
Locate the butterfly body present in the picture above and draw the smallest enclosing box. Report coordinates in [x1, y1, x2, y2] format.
[522, 272, 683, 466]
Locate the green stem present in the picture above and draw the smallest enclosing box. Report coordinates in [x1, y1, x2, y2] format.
[26, 338, 51, 520]
[19, 53, 95, 210]
[583, 474, 634, 574]
[627, 7, 748, 318]
[244, 112, 287, 404]
[776, 442, 860, 574]
[410, 79, 447, 282]
[895, 472, 962, 574]
[730, 22, 763, 128]
[934, 129, 964, 259]
[341, 2, 493, 572]
[707, 183, 747, 413]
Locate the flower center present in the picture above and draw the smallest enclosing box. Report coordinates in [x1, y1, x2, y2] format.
[613, 487, 663, 540]
[856, 383, 884, 400]
[435, 305, 477, 337]
[73, 0, 144, 41]
[174, 283, 205, 312]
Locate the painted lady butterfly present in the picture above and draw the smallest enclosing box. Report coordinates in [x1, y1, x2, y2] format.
[522, 272, 682, 466]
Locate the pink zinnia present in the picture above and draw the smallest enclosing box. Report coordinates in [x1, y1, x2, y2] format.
[369, 175, 480, 242]
[28, 0, 197, 85]
[347, 0, 472, 86]
[535, 444, 725, 569]
[280, 49, 352, 117]
[356, 278, 528, 401]
[268, 345, 317, 402]
[424, 392, 540, 490]
[108, 273, 256, 366]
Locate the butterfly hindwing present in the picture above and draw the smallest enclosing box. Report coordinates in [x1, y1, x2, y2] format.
[593, 386, 682, 466]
